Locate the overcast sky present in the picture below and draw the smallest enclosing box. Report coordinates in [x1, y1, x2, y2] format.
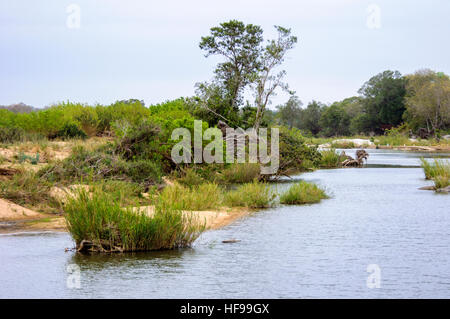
[1, 0, 449, 109]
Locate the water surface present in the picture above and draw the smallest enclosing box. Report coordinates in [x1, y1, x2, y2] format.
[1, 150, 449, 298]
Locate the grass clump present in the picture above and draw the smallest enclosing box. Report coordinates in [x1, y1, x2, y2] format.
[319, 149, 344, 168]
[330, 141, 355, 149]
[280, 181, 328, 205]
[159, 183, 222, 211]
[220, 163, 261, 184]
[0, 169, 58, 213]
[224, 181, 276, 208]
[64, 190, 205, 253]
[421, 158, 450, 189]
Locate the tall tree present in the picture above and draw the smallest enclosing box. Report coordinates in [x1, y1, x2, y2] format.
[319, 103, 351, 137]
[276, 95, 302, 128]
[253, 26, 297, 131]
[404, 69, 450, 132]
[358, 70, 407, 133]
[300, 100, 324, 136]
[199, 20, 263, 119]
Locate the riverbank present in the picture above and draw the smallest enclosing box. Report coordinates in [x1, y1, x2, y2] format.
[0, 197, 253, 234]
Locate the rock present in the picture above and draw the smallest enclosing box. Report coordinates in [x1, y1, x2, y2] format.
[436, 186, 450, 193]
[418, 186, 436, 191]
[222, 239, 241, 243]
[442, 135, 450, 140]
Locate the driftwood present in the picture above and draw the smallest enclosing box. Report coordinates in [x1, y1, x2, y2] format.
[0, 167, 19, 177]
[340, 150, 369, 167]
[77, 239, 124, 253]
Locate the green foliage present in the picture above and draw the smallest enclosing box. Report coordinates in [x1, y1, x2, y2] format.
[404, 69, 450, 133]
[276, 95, 303, 129]
[39, 146, 162, 186]
[420, 158, 450, 189]
[319, 150, 344, 168]
[0, 169, 58, 213]
[280, 181, 328, 204]
[220, 163, 261, 184]
[358, 70, 407, 133]
[64, 190, 205, 252]
[421, 158, 450, 180]
[224, 181, 276, 208]
[272, 126, 321, 177]
[18, 152, 40, 165]
[159, 183, 222, 211]
[53, 122, 87, 140]
[319, 103, 351, 136]
[0, 127, 26, 143]
[300, 100, 323, 136]
[200, 20, 263, 117]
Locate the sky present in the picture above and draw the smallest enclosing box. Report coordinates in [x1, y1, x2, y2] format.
[0, 0, 449, 109]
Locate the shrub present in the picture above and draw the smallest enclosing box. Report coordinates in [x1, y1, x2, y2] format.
[177, 168, 206, 187]
[264, 126, 321, 179]
[280, 181, 328, 205]
[39, 146, 162, 185]
[0, 127, 44, 144]
[0, 127, 25, 143]
[64, 190, 205, 252]
[52, 122, 87, 140]
[0, 169, 58, 213]
[159, 183, 222, 211]
[224, 181, 276, 208]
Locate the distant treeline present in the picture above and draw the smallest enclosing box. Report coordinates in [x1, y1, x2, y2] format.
[266, 69, 450, 137]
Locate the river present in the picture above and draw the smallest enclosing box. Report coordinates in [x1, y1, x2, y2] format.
[1, 149, 449, 298]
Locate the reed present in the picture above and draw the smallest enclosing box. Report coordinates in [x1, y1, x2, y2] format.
[223, 181, 276, 208]
[64, 189, 205, 252]
[280, 181, 328, 205]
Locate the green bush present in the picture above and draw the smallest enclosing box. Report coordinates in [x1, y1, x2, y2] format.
[0, 127, 26, 143]
[64, 190, 205, 252]
[52, 122, 87, 140]
[280, 181, 328, 205]
[39, 146, 162, 185]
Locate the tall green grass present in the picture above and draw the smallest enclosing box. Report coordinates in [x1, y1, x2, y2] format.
[319, 149, 343, 168]
[280, 181, 328, 205]
[223, 181, 276, 208]
[220, 163, 261, 184]
[420, 158, 450, 189]
[64, 190, 205, 252]
[159, 183, 222, 211]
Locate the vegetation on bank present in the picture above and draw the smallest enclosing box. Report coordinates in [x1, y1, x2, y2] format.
[65, 190, 205, 252]
[420, 158, 450, 189]
[280, 181, 328, 205]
